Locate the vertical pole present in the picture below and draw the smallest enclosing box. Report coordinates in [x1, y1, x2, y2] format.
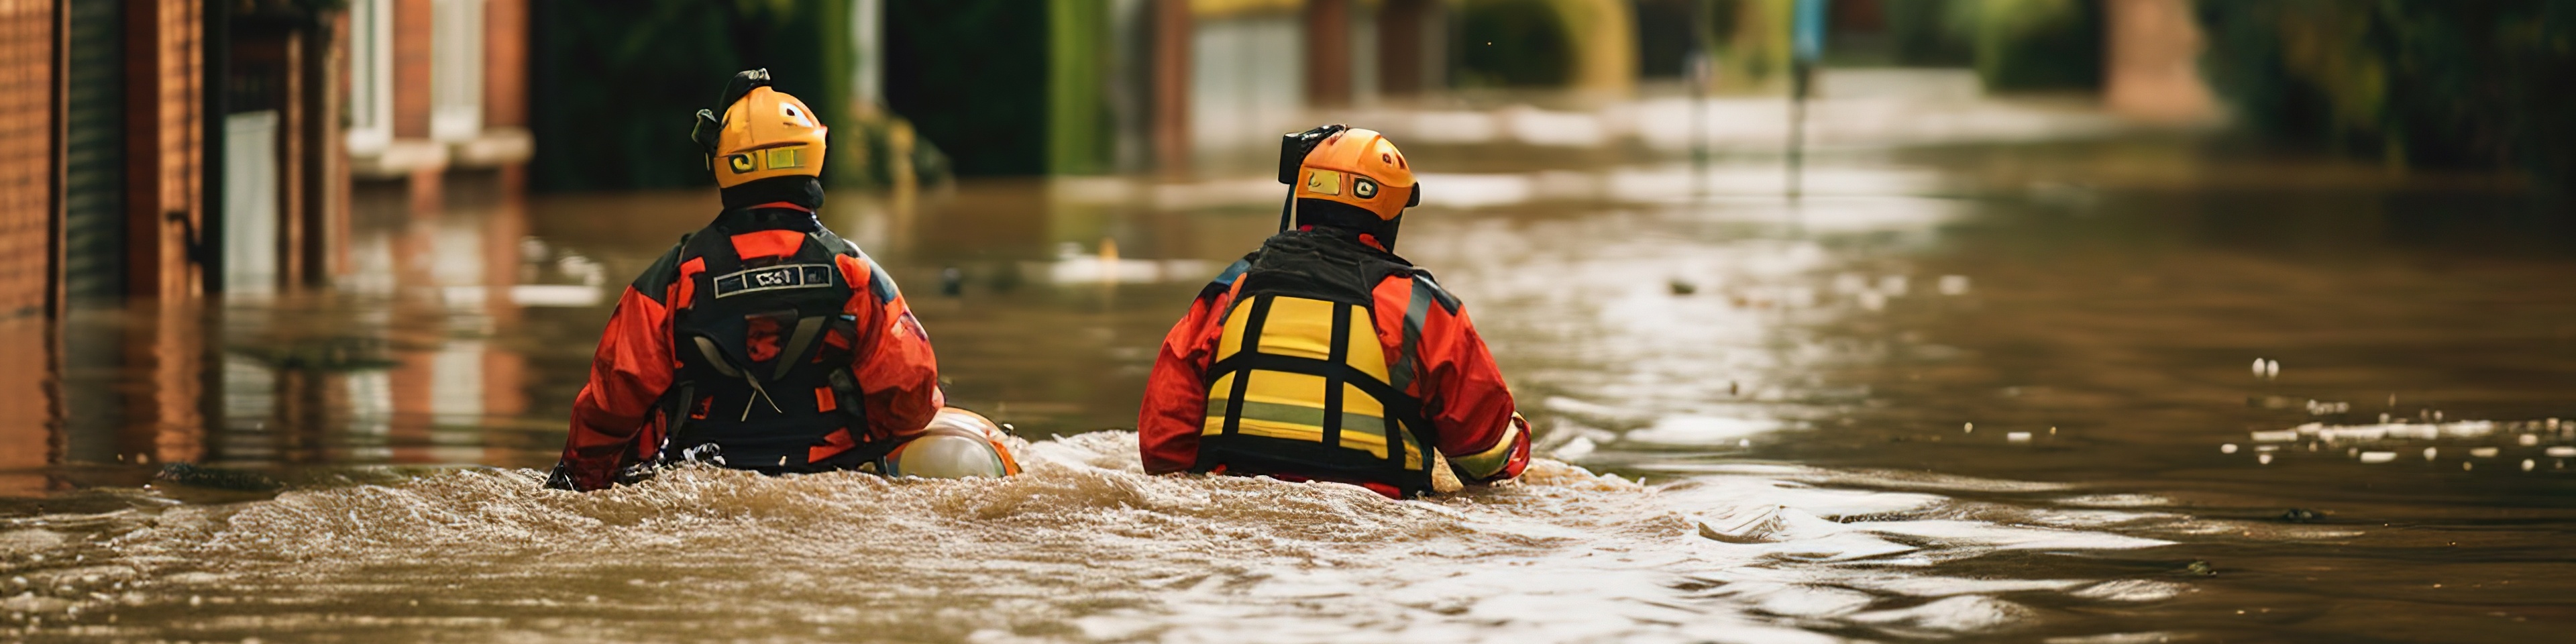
[48, 0, 68, 319]
[1688, 0, 1713, 197]
[1786, 0, 1826, 201]
[48, 0, 70, 464]
[200, 0, 225, 294]
[1303, 0, 1350, 108]
[1150, 0, 1189, 176]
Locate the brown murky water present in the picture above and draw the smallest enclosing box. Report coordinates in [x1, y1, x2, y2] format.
[3, 138, 2574, 643]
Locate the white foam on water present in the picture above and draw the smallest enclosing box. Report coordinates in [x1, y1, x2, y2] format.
[0, 432, 2199, 643]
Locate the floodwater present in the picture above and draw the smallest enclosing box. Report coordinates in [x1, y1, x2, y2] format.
[4, 136, 2574, 643]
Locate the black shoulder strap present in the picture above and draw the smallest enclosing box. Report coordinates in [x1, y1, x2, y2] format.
[629, 234, 696, 305]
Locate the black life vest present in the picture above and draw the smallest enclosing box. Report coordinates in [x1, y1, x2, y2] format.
[659, 208, 880, 472]
[1195, 229, 1440, 496]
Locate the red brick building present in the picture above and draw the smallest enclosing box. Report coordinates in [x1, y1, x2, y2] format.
[0, 0, 528, 491]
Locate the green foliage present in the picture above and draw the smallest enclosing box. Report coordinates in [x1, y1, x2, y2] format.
[885, 0, 1049, 176]
[1456, 0, 1573, 87]
[1049, 0, 1114, 175]
[2198, 1, 2576, 185]
[1962, 0, 2102, 91]
[1884, 0, 1973, 66]
[1634, 0, 1697, 78]
[529, 0, 835, 192]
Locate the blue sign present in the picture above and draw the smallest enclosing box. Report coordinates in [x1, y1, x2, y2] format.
[1793, 0, 1830, 62]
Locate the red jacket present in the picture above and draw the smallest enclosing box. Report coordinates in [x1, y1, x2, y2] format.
[553, 205, 941, 490]
[1138, 233, 1530, 495]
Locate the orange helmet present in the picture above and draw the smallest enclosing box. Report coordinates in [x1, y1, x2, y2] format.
[692, 69, 828, 189]
[1288, 127, 1418, 221]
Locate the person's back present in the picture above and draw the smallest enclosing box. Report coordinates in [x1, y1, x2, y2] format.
[1137, 125, 1531, 498]
[547, 70, 1011, 491]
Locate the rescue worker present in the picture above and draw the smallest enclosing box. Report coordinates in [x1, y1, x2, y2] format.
[545, 70, 1014, 491]
[1136, 125, 1532, 498]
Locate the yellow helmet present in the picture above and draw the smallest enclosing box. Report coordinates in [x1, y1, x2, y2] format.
[1289, 127, 1418, 221]
[692, 70, 828, 189]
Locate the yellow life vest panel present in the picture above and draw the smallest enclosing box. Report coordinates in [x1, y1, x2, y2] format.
[1196, 230, 1436, 494]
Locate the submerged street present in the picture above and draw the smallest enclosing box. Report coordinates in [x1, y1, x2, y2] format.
[3, 133, 2571, 642]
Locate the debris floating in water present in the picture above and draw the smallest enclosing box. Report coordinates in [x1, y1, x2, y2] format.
[1938, 274, 1970, 295]
[2359, 451, 2397, 464]
[2423, 447, 2439, 461]
[2251, 358, 2280, 380]
[2257, 453, 2273, 465]
[2006, 431, 2031, 443]
[2521, 434, 2540, 446]
[2547, 446, 2576, 458]
[1964, 423, 1974, 433]
[2220, 443, 2239, 454]
[2469, 447, 2498, 458]
[2523, 459, 2536, 472]
[2462, 462, 2473, 471]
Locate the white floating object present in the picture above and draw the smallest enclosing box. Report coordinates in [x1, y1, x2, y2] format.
[2424, 447, 2439, 460]
[2546, 446, 2576, 458]
[2469, 447, 2499, 458]
[2520, 434, 2540, 446]
[2257, 453, 2273, 465]
[1938, 274, 1970, 295]
[2251, 358, 2267, 378]
[2220, 443, 2239, 454]
[1964, 423, 1974, 433]
[2359, 451, 2397, 464]
[2462, 462, 2474, 471]
[2255, 445, 2279, 452]
[2523, 459, 2537, 472]
[2006, 432, 2031, 443]
[2250, 429, 2299, 443]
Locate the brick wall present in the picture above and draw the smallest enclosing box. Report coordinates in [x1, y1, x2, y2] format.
[392, 0, 430, 138]
[0, 0, 55, 319]
[125, 0, 201, 299]
[482, 0, 523, 128]
[0, 0, 58, 493]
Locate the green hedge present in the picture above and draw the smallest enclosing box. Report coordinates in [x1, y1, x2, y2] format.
[2198, 1, 2576, 186]
[529, 0, 835, 192]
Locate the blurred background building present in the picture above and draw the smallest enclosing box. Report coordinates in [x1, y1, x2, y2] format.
[8, 0, 2571, 315]
[0, 0, 2568, 481]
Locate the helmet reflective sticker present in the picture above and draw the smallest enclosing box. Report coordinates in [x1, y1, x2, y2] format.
[727, 154, 756, 174]
[780, 103, 813, 127]
[1305, 169, 1343, 196]
[763, 146, 804, 170]
[1354, 178, 1379, 199]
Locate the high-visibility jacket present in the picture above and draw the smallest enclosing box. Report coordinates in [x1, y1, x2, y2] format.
[550, 204, 942, 491]
[1139, 227, 1529, 498]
